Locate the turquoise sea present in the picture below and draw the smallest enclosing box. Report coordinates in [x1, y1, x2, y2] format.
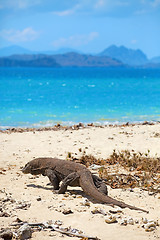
[0, 67, 160, 128]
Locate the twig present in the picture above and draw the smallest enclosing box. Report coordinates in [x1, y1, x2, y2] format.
[51, 226, 100, 239]
[10, 222, 100, 240]
[11, 222, 42, 227]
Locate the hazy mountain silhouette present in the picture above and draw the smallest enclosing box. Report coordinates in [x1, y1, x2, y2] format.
[0, 45, 160, 68]
[99, 45, 148, 66]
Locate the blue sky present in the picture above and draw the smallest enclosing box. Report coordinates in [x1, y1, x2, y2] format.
[0, 0, 160, 58]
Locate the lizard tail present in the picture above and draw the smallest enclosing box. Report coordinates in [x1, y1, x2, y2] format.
[79, 170, 148, 213]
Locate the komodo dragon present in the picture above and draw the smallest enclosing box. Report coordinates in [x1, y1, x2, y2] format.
[22, 157, 148, 213]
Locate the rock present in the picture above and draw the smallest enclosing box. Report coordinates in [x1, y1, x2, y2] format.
[142, 217, 148, 224]
[105, 215, 117, 224]
[80, 198, 90, 206]
[15, 217, 23, 223]
[64, 193, 70, 198]
[0, 229, 13, 240]
[36, 197, 41, 201]
[71, 194, 76, 198]
[135, 219, 139, 224]
[78, 122, 84, 128]
[0, 212, 10, 217]
[17, 224, 32, 239]
[62, 209, 73, 215]
[127, 217, 134, 225]
[109, 207, 123, 214]
[144, 222, 156, 232]
[91, 207, 106, 216]
[54, 220, 63, 226]
[89, 164, 103, 170]
[120, 218, 128, 226]
[15, 202, 31, 210]
[76, 195, 82, 198]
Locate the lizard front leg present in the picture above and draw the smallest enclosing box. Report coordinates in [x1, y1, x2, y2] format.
[44, 169, 60, 190]
[57, 172, 79, 194]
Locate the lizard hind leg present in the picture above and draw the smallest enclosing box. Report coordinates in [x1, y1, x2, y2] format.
[58, 172, 80, 194]
[92, 174, 108, 195]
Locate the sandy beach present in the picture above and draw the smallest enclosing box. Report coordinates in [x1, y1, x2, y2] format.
[0, 123, 160, 240]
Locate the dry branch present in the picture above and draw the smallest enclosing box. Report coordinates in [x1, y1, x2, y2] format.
[10, 222, 100, 240]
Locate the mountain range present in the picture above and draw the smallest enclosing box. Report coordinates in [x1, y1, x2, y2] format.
[0, 45, 79, 57]
[0, 52, 123, 68]
[0, 45, 160, 68]
[99, 45, 148, 66]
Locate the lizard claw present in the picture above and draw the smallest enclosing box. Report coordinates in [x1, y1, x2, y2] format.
[46, 182, 52, 186]
[109, 204, 115, 208]
[52, 190, 59, 194]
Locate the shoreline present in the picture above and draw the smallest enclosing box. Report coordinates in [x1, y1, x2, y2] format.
[0, 120, 159, 134]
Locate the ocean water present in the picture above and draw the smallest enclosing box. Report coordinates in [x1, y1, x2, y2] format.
[0, 67, 160, 128]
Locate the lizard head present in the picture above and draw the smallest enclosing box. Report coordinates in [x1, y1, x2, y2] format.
[22, 159, 45, 175]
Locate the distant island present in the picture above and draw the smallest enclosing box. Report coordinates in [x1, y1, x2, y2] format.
[0, 45, 160, 68]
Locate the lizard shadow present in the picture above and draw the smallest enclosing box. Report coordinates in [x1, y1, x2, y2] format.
[26, 183, 84, 195]
[26, 184, 99, 203]
[26, 184, 52, 191]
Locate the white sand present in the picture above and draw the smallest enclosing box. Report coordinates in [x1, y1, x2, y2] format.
[0, 124, 160, 239]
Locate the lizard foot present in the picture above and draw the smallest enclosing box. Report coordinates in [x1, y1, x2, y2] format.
[52, 190, 59, 194]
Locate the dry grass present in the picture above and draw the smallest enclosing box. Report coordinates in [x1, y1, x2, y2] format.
[106, 149, 160, 173]
[77, 154, 106, 167]
[99, 150, 160, 191]
[69, 150, 160, 191]
[98, 169, 160, 190]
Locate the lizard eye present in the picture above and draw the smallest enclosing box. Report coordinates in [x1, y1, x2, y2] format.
[25, 163, 29, 168]
[22, 162, 31, 173]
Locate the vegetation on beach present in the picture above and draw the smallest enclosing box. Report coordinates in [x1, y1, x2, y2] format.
[106, 149, 160, 173]
[67, 150, 160, 192]
[72, 149, 160, 173]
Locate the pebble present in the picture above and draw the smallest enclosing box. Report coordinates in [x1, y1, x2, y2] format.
[17, 223, 32, 240]
[54, 220, 63, 226]
[142, 217, 148, 224]
[135, 219, 139, 224]
[144, 222, 156, 232]
[109, 207, 123, 214]
[120, 218, 128, 226]
[89, 164, 103, 170]
[15, 202, 31, 210]
[91, 207, 106, 216]
[64, 193, 70, 197]
[62, 209, 73, 215]
[80, 198, 90, 207]
[76, 195, 82, 198]
[127, 217, 134, 225]
[105, 215, 117, 224]
[36, 197, 41, 201]
[0, 211, 10, 217]
[71, 194, 76, 198]
[0, 229, 13, 240]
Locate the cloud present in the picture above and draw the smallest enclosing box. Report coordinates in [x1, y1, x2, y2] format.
[134, 0, 160, 14]
[151, 0, 160, 7]
[0, 0, 41, 10]
[131, 39, 138, 45]
[94, 0, 105, 9]
[0, 0, 77, 11]
[0, 0, 160, 17]
[0, 27, 39, 42]
[52, 32, 99, 48]
[52, 4, 80, 16]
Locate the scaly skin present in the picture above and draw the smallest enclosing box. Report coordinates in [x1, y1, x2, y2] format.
[22, 157, 148, 213]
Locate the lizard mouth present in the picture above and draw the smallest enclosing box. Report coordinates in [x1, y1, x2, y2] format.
[22, 167, 29, 174]
[21, 163, 31, 174]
